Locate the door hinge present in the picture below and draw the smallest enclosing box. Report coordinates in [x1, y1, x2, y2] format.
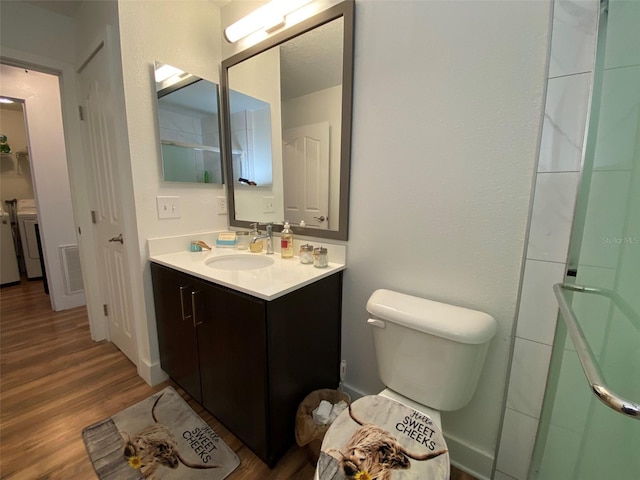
[91, 210, 97, 224]
[78, 105, 85, 121]
[103, 304, 108, 316]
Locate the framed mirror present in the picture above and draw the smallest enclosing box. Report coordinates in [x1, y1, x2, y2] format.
[154, 62, 223, 184]
[220, 0, 354, 240]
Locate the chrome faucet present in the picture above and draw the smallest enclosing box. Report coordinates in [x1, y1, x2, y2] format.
[251, 223, 274, 254]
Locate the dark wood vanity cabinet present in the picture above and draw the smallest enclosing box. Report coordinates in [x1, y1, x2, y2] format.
[150, 262, 342, 467]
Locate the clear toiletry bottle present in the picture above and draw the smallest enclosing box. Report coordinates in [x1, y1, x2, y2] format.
[249, 223, 263, 253]
[299, 244, 314, 264]
[313, 246, 329, 268]
[281, 221, 294, 258]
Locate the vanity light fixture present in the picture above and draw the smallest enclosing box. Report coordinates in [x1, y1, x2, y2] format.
[0, 97, 15, 104]
[154, 64, 185, 84]
[224, 0, 313, 43]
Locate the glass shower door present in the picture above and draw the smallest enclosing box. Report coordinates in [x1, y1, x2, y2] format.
[529, 0, 640, 478]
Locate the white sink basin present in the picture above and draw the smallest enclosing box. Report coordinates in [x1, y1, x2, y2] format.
[205, 254, 275, 271]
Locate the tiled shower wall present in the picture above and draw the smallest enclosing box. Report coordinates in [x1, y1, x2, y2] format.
[494, 1, 600, 479]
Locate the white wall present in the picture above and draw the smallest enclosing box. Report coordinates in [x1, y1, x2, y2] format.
[116, 0, 226, 383]
[341, 2, 551, 476]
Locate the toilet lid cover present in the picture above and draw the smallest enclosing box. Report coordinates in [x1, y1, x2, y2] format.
[317, 395, 449, 480]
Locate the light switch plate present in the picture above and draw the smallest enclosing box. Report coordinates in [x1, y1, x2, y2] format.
[216, 196, 227, 215]
[263, 196, 275, 213]
[156, 196, 181, 219]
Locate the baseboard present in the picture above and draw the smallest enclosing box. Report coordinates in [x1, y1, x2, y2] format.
[444, 432, 494, 480]
[341, 383, 366, 402]
[137, 357, 169, 387]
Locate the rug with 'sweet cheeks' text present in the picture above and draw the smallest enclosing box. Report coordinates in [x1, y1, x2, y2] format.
[82, 387, 240, 480]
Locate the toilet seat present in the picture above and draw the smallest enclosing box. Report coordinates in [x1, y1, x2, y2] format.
[378, 388, 442, 430]
[315, 395, 449, 480]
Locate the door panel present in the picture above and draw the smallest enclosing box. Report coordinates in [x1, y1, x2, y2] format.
[77, 43, 137, 364]
[150, 264, 201, 402]
[283, 122, 329, 229]
[198, 283, 268, 459]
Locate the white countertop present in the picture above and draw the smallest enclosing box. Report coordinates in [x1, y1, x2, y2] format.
[149, 248, 346, 301]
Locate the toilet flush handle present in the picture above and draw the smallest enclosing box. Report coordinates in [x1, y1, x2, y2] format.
[367, 318, 386, 328]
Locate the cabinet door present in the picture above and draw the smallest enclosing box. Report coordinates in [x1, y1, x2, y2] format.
[150, 263, 202, 402]
[196, 282, 268, 462]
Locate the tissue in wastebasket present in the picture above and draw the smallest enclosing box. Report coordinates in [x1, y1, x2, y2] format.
[312, 400, 348, 425]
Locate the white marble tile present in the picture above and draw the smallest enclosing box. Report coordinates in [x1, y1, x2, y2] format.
[527, 172, 580, 263]
[604, 0, 640, 69]
[230, 110, 246, 131]
[534, 424, 582, 479]
[516, 259, 565, 345]
[538, 73, 591, 173]
[570, 265, 616, 355]
[548, 0, 599, 78]
[593, 65, 640, 171]
[159, 129, 202, 145]
[577, 170, 631, 269]
[496, 409, 539, 480]
[158, 109, 199, 135]
[506, 338, 553, 419]
[548, 351, 592, 433]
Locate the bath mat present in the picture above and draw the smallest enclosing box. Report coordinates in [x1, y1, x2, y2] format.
[82, 386, 240, 480]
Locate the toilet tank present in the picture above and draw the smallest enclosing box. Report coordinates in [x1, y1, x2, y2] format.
[366, 289, 497, 412]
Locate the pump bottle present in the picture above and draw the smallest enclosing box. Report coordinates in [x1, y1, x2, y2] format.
[280, 222, 294, 258]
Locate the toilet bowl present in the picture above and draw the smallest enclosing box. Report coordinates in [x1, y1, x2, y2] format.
[314, 289, 496, 479]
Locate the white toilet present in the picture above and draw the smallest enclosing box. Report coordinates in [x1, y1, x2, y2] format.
[315, 289, 497, 480]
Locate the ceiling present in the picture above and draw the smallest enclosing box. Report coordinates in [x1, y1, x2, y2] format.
[25, 0, 82, 17]
[24, 0, 231, 18]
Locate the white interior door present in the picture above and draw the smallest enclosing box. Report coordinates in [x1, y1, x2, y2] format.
[282, 122, 330, 229]
[77, 44, 137, 365]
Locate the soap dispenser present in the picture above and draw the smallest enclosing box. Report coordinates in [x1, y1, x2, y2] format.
[281, 221, 294, 258]
[249, 223, 263, 253]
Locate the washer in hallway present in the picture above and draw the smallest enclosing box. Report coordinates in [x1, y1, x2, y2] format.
[1, 206, 20, 285]
[16, 199, 42, 279]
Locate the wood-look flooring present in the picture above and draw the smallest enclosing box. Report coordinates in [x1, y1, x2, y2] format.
[0, 278, 476, 480]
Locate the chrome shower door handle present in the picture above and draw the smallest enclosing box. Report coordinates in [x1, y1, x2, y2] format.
[108, 233, 124, 244]
[553, 283, 640, 420]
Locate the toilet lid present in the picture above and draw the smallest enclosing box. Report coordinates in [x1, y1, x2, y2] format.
[316, 395, 449, 480]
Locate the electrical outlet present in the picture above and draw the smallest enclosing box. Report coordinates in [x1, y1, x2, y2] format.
[340, 359, 347, 382]
[216, 196, 227, 215]
[156, 196, 181, 219]
[263, 196, 275, 213]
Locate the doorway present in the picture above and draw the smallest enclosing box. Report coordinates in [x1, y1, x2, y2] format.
[0, 64, 84, 311]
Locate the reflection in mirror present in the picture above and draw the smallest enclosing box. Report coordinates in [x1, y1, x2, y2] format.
[154, 62, 223, 184]
[221, 1, 354, 240]
[229, 89, 273, 187]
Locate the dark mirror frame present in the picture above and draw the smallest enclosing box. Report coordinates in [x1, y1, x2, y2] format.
[220, 0, 354, 241]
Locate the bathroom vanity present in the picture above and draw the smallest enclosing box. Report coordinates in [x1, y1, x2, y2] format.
[150, 252, 344, 467]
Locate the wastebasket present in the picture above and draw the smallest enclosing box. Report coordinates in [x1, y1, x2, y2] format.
[295, 389, 350, 466]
